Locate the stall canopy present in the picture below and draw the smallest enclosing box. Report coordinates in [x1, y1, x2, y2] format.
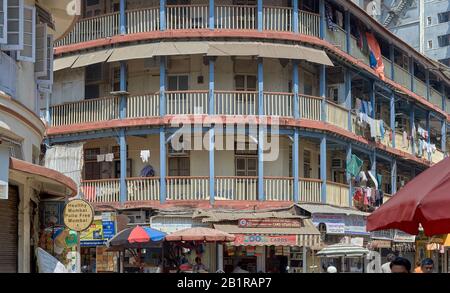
[106, 226, 166, 250]
[316, 244, 369, 258]
[165, 227, 235, 242]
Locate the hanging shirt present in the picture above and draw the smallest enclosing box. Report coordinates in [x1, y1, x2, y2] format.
[379, 120, 385, 140]
[97, 154, 105, 162]
[355, 98, 362, 112]
[359, 171, 368, 182]
[402, 131, 408, 148]
[105, 153, 114, 162]
[140, 150, 151, 163]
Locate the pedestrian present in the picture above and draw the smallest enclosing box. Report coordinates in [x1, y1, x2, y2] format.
[193, 256, 208, 273]
[390, 257, 411, 273]
[420, 258, 434, 273]
[414, 260, 423, 273]
[232, 261, 249, 273]
[381, 253, 396, 273]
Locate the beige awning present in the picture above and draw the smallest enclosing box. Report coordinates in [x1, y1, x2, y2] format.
[207, 42, 259, 57]
[300, 46, 334, 66]
[153, 41, 209, 56]
[53, 55, 79, 71]
[108, 43, 156, 63]
[258, 43, 302, 60]
[72, 49, 114, 68]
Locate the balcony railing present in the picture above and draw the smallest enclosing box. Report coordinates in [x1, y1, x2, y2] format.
[215, 5, 257, 30]
[81, 179, 120, 203]
[326, 100, 349, 130]
[215, 90, 257, 116]
[350, 36, 369, 65]
[215, 176, 258, 201]
[382, 56, 392, 79]
[393, 64, 411, 90]
[325, 26, 347, 52]
[263, 92, 293, 117]
[263, 6, 292, 32]
[127, 177, 160, 201]
[414, 77, 427, 99]
[51, 96, 120, 126]
[429, 88, 443, 109]
[166, 91, 208, 115]
[299, 178, 322, 203]
[167, 5, 209, 30]
[299, 10, 319, 37]
[300, 94, 322, 120]
[394, 130, 413, 155]
[326, 181, 349, 207]
[167, 176, 210, 200]
[264, 177, 293, 201]
[127, 94, 160, 118]
[127, 7, 160, 34]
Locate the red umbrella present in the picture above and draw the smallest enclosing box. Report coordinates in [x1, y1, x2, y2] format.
[367, 157, 450, 236]
[165, 227, 235, 242]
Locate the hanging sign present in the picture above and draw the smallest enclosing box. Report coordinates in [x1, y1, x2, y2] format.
[238, 218, 302, 228]
[63, 199, 94, 232]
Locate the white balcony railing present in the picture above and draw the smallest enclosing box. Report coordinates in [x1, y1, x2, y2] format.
[127, 7, 160, 34]
[263, 6, 292, 32]
[326, 101, 349, 130]
[127, 94, 160, 118]
[166, 91, 208, 115]
[166, 5, 209, 30]
[215, 91, 257, 116]
[326, 181, 350, 207]
[215, 5, 257, 30]
[300, 95, 322, 120]
[127, 177, 160, 201]
[50, 96, 120, 126]
[166, 177, 209, 200]
[264, 177, 293, 201]
[215, 176, 258, 201]
[263, 92, 293, 117]
[325, 26, 347, 52]
[299, 178, 322, 203]
[81, 179, 120, 203]
[298, 10, 319, 37]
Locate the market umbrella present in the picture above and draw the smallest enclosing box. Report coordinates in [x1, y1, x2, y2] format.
[316, 244, 369, 258]
[107, 225, 166, 249]
[165, 227, 235, 242]
[367, 156, 450, 236]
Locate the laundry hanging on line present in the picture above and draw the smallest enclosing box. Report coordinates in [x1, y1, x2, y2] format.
[346, 154, 363, 177]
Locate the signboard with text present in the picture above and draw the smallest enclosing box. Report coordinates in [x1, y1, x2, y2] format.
[238, 218, 302, 228]
[63, 199, 94, 232]
[233, 234, 298, 246]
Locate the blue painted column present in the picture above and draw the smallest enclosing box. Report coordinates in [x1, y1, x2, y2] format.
[345, 69, 352, 131]
[426, 69, 430, 101]
[389, 44, 395, 80]
[441, 84, 446, 112]
[320, 65, 327, 121]
[119, 60, 127, 204]
[257, 0, 263, 32]
[209, 58, 215, 115]
[293, 0, 299, 33]
[346, 144, 353, 206]
[410, 57, 414, 91]
[160, 56, 166, 116]
[293, 61, 299, 119]
[160, 127, 167, 203]
[293, 129, 299, 202]
[160, 0, 166, 31]
[371, 151, 376, 178]
[390, 91, 396, 148]
[258, 58, 264, 201]
[320, 136, 327, 203]
[45, 93, 51, 126]
[209, 127, 215, 205]
[120, 0, 126, 34]
[410, 104, 415, 155]
[345, 10, 351, 54]
[391, 159, 397, 195]
[370, 80, 375, 119]
[319, 0, 325, 40]
[209, 0, 215, 30]
[426, 111, 431, 161]
[441, 120, 446, 156]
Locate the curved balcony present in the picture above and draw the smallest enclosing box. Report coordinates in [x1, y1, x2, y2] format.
[54, 5, 319, 47]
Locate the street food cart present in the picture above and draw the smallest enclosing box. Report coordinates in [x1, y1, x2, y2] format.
[316, 243, 369, 273]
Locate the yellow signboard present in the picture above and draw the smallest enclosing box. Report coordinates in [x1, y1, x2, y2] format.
[63, 199, 94, 232]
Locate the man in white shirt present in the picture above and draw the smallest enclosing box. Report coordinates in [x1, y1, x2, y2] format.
[232, 262, 249, 273]
[381, 253, 396, 273]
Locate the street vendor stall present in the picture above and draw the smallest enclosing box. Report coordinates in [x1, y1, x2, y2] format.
[316, 244, 369, 273]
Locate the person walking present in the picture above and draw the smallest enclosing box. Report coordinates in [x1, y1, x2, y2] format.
[420, 258, 434, 273]
[390, 257, 411, 273]
[381, 253, 396, 273]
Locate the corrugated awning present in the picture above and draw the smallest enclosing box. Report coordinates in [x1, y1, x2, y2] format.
[153, 41, 209, 56]
[207, 42, 259, 57]
[72, 49, 114, 68]
[108, 43, 156, 62]
[54, 55, 79, 71]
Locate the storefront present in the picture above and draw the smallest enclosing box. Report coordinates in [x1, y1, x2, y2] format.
[415, 232, 445, 273]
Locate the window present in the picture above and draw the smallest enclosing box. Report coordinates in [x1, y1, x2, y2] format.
[168, 157, 190, 176]
[84, 0, 102, 18]
[235, 157, 258, 176]
[36, 34, 53, 86]
[428, 40, 433, 49]
[0, 0, 7, 43]
[2, 0, 24, 51]
[84, 148, 101, 180]
[235, 141, 257, 156]
[34, 24, 47, 76]
[438, 34, 450, 47]
[233, 0, 256, 5]
[168, 75, 189, 91]
[427, 16, 432, 26]
[85, 63, 103, 99]
[17, 5, 35, 62]
[438, 11, 450, 23]
[234, 75, 257, 91]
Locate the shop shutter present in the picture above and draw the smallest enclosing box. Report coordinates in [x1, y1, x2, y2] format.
[0, 185, 19, 273]
[17, 5, 35, 62]
[36, 34, 53, 86]
[1, 0, 24, 51]
[0, 0, 7, 44]
[34, 24, 47, 76]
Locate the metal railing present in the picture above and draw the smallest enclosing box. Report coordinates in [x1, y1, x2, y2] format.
[263, 92, 293, 117]
[264, 177, 293, 201]
[81, 179, 120, 203]
[166, 176, 209, 200]
[263, 6, 292, 32]
[127, 7, 160, 34]
[382, 56, 392, 79]
[394, 130, 413, 155]
[326, 100, 349, 130]
[299, 10, 319, 37]
[50, 96, 120, 126]
[429, 88, 443, 109]
[166, 91, 208, 115]
[215, 5, 256, 30]
[215, 176, 258, 201]
[166, 5, 209, 30]
[127, 177, 160, 201]
[325, 26, 347, 52]
[326, 181, 350, 207]
[393, 64, 411, 90]
[414, 77, 427, 99]
[215, 90, 257, 116]
[299, 178, 322, 203]
[127, 94, 160, 118]
[300, 94, 322, 120]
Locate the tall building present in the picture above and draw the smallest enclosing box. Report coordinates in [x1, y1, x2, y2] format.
[0, 0, 77, 272]
[45, 0, 450, 272]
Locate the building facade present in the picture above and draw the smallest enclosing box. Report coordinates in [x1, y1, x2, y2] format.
[45, 0, 450, 272]
[0, 0, 77, 273]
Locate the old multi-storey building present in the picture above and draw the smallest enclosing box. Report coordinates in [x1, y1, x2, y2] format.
[45, 0, 450, 272]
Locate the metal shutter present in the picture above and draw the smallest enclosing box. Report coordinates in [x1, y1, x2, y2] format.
[0, 185, 19, 273]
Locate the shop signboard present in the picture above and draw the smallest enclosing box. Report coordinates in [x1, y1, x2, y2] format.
[233, 234, 298, 246]
[345, 215, 369, 236]
[63, 199, 94, 232]
[312, 214, 345, 235]
[80, 219, 106, 247]
[238, 218, 302, 228]
[393, 230, 416, 243]
[102, 213, 116, 240]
